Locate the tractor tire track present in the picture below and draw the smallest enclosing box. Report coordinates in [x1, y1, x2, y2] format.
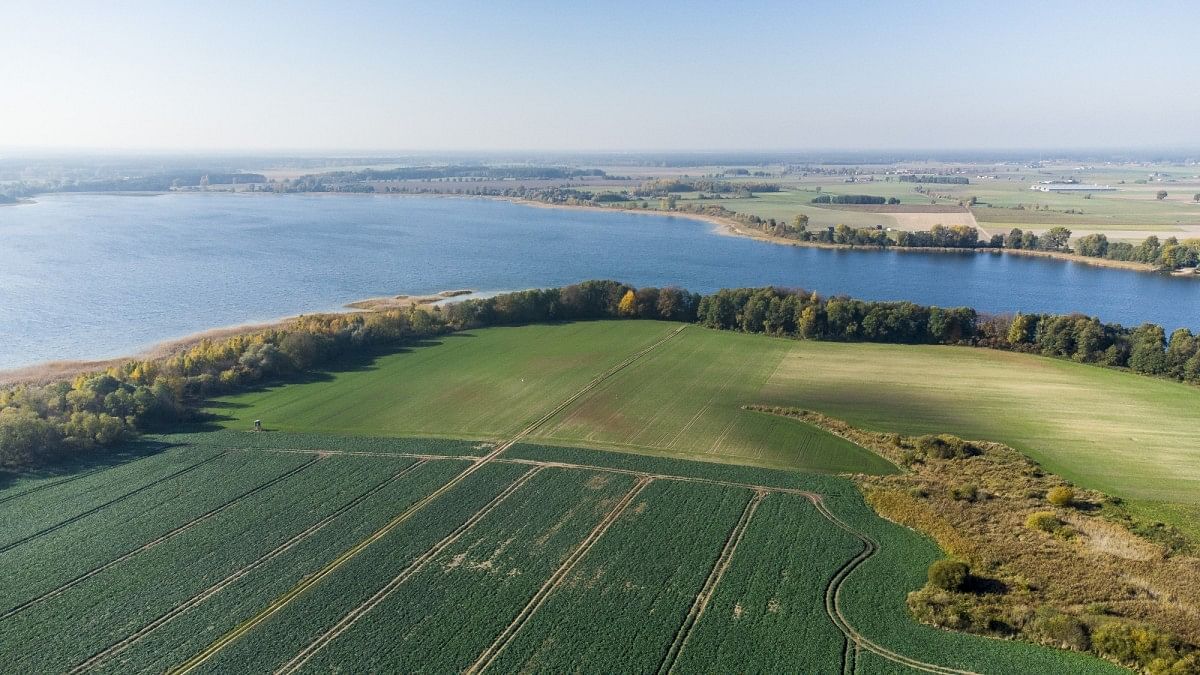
[0, 444, 168, 506]
[466, 476, 653, 675]
[67, 459, 429, 674]
[0, 451, 229, 556]
[810, 496, 976, 675]
[1, 454, 321, 621]
[167, 326, 684, 675]
[275, 467, 543, 674]
[657, 489, 765, 674]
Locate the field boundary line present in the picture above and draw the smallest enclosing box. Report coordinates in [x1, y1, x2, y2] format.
[275, 466, 544, 674]
[167, 326, 682, 674]
[68, 459, 430, 674]
[466, 476, 653, 675]
[0, 443, 171, 506]
[230, 447, 482, 461]
[810, 497, 976, 675]
[0, 451, 229, 556]
[658, 489, 765, 675]
[1, 455, 322, 621]
[0, 467, 111, 505]
[165, 444, 510, 675]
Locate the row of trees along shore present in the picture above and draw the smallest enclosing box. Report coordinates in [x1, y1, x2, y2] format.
[3, 281, 1199, 469]
[373, 179, 1199, 272]
[755, 219, 1200, 271]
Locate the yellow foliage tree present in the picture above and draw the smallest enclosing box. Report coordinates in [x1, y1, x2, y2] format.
[617, 289, 637, 317]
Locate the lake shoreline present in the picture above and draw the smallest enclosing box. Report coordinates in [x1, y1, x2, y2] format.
[493, 195, 1175, 275]
[22, 189, 1185, 275]
[0, 288, 487, 386]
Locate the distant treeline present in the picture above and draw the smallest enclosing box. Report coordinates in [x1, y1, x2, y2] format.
[638, 179, 780, 195]
[811, 194, 893, 205]
[3, 280, 1197, 470]
[1074, 233, 1200, 269]
[898, 175, 970, 184]
[53, 171, 267, 193]
[334, 166, 604, 181]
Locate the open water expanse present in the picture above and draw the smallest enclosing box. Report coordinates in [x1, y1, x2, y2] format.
[1, 192, 1196, 370]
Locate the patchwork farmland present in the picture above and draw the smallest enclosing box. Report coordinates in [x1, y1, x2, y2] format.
[0, 437, 1119, 674]
[1, 323, 1138, 673]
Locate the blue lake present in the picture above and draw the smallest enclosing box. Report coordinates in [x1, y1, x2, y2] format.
[1, 192, 1196, 370]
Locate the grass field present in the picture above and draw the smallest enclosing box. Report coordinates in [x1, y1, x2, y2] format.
[215, 322, 1200, 515]
[684, 165, 1200, 240]
[214, 321, 679, 441]
[0, 434, 1121, 674]
[16, 318, 1178, 671]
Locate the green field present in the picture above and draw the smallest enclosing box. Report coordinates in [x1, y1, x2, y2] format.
[214, 321, 679, 441]
[676, 165, 1200, 240]
[216, 322, 1200, 514]
[215, 322, 895, 476]
[0, 435, 1121, 674]
[10, 319, 1196, 672]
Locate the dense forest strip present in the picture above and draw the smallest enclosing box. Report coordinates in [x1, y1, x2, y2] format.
[274, 466, 543, 674]
[465, 476, 654, 674]
[0, 451, 228, 556]
[7, 279, 1199, 473]
[0, 455, 320, 621]
[168, 328, 682, 674]
[68, 459, 430, 674]
[658, 489, 765, 674]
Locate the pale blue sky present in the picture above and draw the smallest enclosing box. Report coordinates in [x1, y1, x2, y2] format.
[2, 1, 1196, 151]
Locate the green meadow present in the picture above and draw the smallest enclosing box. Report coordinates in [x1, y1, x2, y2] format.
[215, 322, 1200, 523]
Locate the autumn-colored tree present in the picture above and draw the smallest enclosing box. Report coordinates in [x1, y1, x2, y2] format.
[617, 289, 637, 317]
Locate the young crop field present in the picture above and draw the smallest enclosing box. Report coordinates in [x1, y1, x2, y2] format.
[212, 321, 1200, 534]
[11, 321, 1184, 672]
[1, 430, 1120, 674]
[533, 326, 895, 474]
[211, 320, 679, 440]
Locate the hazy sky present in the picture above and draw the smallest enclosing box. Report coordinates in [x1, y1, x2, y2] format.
[3, 1, 1197, 152]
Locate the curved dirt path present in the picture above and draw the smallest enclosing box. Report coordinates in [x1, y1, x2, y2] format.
[810, 496, 977, 675]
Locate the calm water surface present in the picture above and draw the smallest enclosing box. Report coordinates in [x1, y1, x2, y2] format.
[1, 192, 1196, 370]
